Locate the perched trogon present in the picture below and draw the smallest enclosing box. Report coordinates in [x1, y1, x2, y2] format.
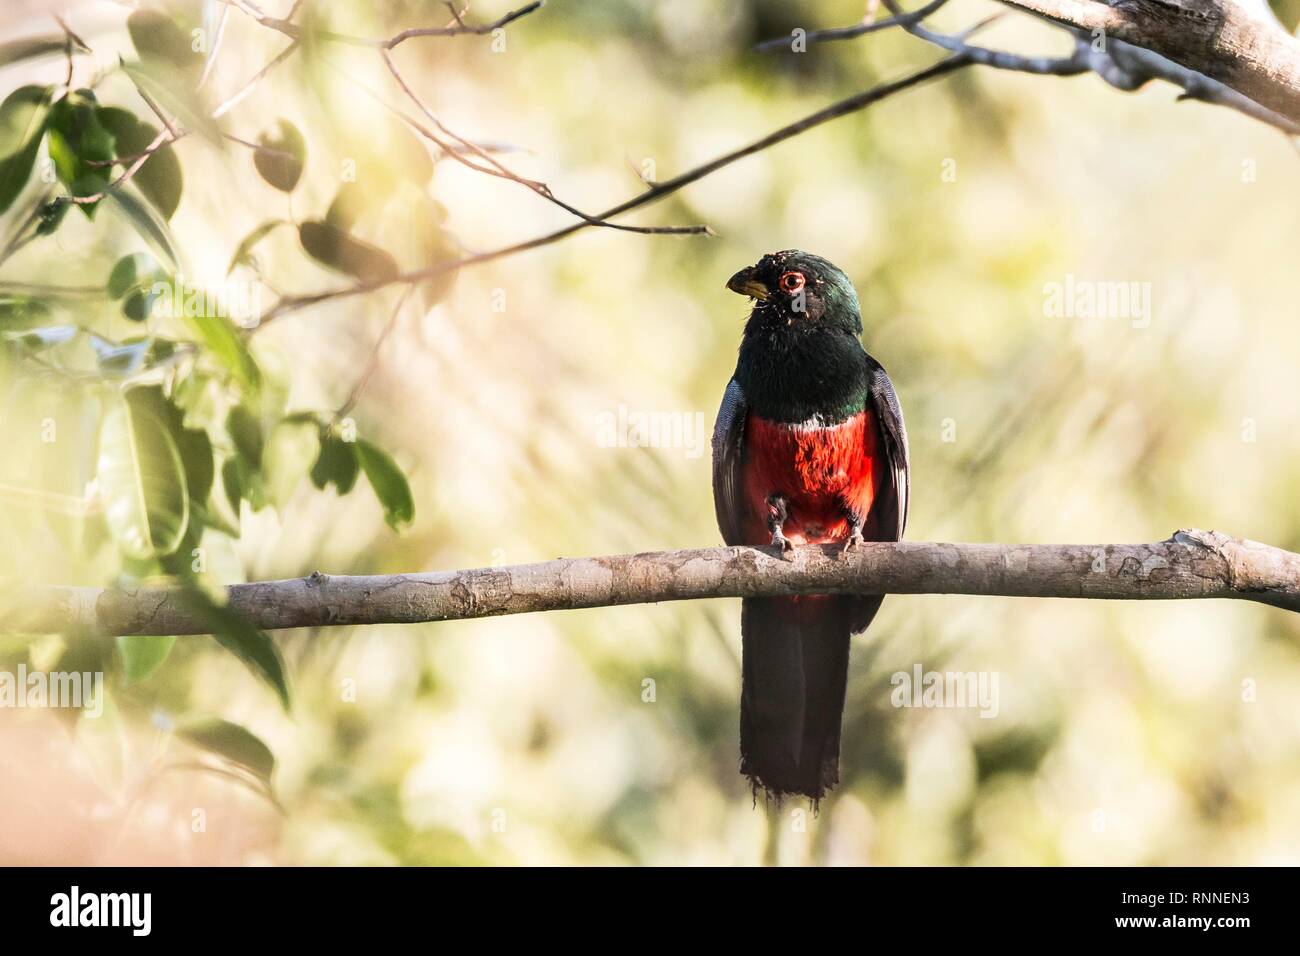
[712, 251, 910, 803]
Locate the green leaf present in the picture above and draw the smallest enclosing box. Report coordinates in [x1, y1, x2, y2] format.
[226, 404, 263, 469]
[227, 219, 288, 276]
[146, 337, 179, 363]
[222, 454, 269, 514]
[0, 36, 69, 69]
[221, 456, 243, 515]
[127, 385, 214, 508]
[46, 90, 115, 218]
[253, 119, 305, 192]
[310, 434, 360, 494]
[0, 85, 52, 215]
[192, 499, 238, 538]
[122, 289, 156, 322]
[356, 439, 414, 530]
[0, 84, 51, 154]
[106, 187, 180, 270]
[117, 634, 176, 685]
[299, 220, 399, 284]
[176, 587, 290, 708]
[97, 106, 182, 220]
[182, 310, 261, 392]
[97, 394, 190, 560]
[324, 182, 365, 232]
[264, 418, 320, 508]
[127, 10, 202, 75]
[177, 717, 276, 785]
[107, 252, 163, 298]
[171, 360, 217, 416]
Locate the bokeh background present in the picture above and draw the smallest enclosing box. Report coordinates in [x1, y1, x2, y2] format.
[3, 0, 1300, 865]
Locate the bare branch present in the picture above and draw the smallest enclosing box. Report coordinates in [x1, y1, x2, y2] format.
[752, 0, 951, 52]
[260, 55, 970, 321]
[211, 38, 300, 119]
[880, 0, 1091, 74]
[197, 2, 232, 89]
[226, 0, 544, 50]
[374, 50, 713, 237]
[128, 75, 181, 140]
[52, 14, 89, 88]
[384, 0, 544, 48]
[9, 530, 1300, 637]
[334, 285, 415, 421]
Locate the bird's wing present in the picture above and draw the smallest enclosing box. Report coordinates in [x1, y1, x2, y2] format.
[865, 356, 910, 540]
[712, 377, 749, 546]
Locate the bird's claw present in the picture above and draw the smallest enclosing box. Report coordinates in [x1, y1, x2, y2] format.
[770, 530, 795, 559]
[842, 530, 866, 553]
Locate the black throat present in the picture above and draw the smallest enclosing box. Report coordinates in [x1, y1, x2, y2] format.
[733, 309, 871, 424]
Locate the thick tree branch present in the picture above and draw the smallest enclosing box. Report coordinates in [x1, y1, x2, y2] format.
[759, 0, 1300, 134]
[8, 530, 1299, 637]
[999, 0, 1300, 123]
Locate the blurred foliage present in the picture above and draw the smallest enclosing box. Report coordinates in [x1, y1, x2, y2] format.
[1, 0, 1299, 865]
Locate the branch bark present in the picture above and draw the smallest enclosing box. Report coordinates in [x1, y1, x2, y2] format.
[9, 530, 1300, 637]
[999, 0, 1300, 123]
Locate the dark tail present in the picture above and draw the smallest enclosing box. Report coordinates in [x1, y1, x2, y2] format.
[740, 594, 882, 803]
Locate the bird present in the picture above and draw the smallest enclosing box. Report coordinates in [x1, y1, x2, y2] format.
[712, 250, 909, 804]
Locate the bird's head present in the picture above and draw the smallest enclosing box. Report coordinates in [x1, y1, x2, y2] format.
[726, 250, 861, 335]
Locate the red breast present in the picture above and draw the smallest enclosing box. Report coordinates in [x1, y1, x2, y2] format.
[740, 410, 884, 545]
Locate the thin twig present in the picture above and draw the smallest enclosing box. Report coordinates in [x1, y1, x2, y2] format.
[260, 55, 969, 322]
[130, 78, 181, 140]
[211, 39, 300, 119]
[753, 0, 950, 52]
[226, 0, 544, 50]
[880, 0, 1090, 74]
[378, 49, 713, 237]
[334, 285, 415, 421]
[197, 2, 232, 89]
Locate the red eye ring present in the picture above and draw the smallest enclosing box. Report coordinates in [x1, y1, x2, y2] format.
[779, 271, 805, 294]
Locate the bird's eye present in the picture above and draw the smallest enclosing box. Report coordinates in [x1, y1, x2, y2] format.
[779, 272, 805, 294]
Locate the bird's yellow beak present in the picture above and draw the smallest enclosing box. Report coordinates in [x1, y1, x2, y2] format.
[726, 266, 769, 300]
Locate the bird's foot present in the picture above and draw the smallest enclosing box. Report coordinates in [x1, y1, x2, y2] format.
[770, 529, 796, 559]
[842, 529, 866, 553]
